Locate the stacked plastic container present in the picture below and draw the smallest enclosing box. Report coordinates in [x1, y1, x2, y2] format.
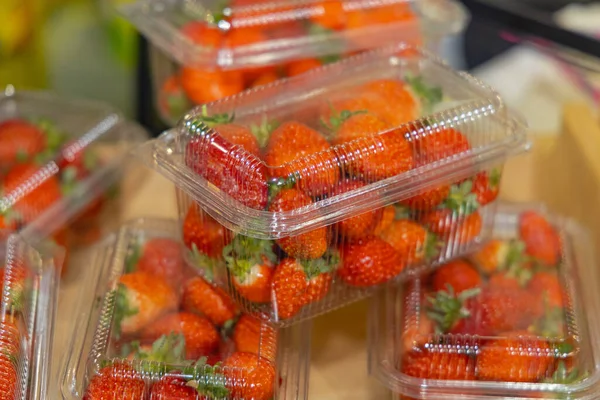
[116, 0, 469, 125]
[368, 203, 600, 399]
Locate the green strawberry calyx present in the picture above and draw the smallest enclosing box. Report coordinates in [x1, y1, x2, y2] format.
[394, 204, 411, 220]
[534, 297, 565, 338]
[189, 244, 217, 282]
[488, 168, 502, 189]
[124, 238, 143, 274]
[125, 333, 187, 366]
[112, 283, 138, 340]
[543, 360, 583, 385]
[184, 357, 230, 398]
[250, 115, 279, 149]
[60, 166, 80, 197]
[187, 105, 234, 133]
[222, 235, 277, 281]
[267, 175, 297, 204]
[426, 284, 480, 334]
[300, 250, 339, 280]
[320, 103, 368, 132]
[422, 231, 443, 262]
[442, 181, 480, 216]
[34, 117, 68, 156]
[405, 75, 443, 114]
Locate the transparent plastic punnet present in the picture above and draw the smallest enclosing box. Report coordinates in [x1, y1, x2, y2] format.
[138, 44, 527, 326]
[146, 0, 469, 125]
[121, 0, 468, 69]
[368, 203, 600, 400]
[61, 218, 310, 400]
[0, 232, 61, 400]
[0, 89, 148, 257]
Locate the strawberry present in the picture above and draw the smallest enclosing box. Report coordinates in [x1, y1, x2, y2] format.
[0, 260, 30, 313]
[472, 169, 501, 206]
[180, 22, 222, 46]
[185, 116, 268, 210]
[135, 237, 184, 289]
[214, 123, 261, 157]
[271, 256, 332, 320]
[372, 205, 396, 236]
[327, 179, 382, 240]
[309, 0, 346, 30]
[401, 349, 476, 380]
[400, 184, 452, 212]
[221, 352, 276, 400]
[183, 205, 232, 260]
[2, 162, 62, 224]
[323, 111, 390, 146]
[83, 362, 145, 400]
[114, 271, 179, 337]
[232, 315, 277, 363]
[379, 219, 440, 265]
[123, 333, 187, 364]
[250, 70, 280, 88]
[159, 75, 192, 121]
[412, 127, 471, 166]
[181, 67, 244, 105]
[335, 125, 414, 182]
[181, 276, 238, 327]
[0, 119, 47, 167]
[401, 313, 434, 352]
[487, 272, 525, 291]
[469, 239, 512, 276]
[527, 271, 564, 310]
[223, 235, 277, 303]
[264, 121, 340, 197]
[285, 58, 323, 77]
[431, 260, 482, 295]
[0, 319, 19, 400]
[338, 237, 404, 287]
[519, 211, 561, 267]
[141, 312, 220, 359]
[359, 79, 418, 126]
[476, 332, 556, 382]
[150, 373, 200, 400]
[268, 188, 328, 259]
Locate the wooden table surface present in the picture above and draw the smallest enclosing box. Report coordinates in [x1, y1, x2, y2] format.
[51, 103, 600, 399]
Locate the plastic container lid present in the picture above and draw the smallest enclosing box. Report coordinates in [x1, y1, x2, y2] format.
[120, 0, 469, 68]
[138, 43, 526, 239]
[368, 203, 600, 399]
[0, 233, 62, 400]
[0, 88, 148, 244]
[60, 218, 311, 400]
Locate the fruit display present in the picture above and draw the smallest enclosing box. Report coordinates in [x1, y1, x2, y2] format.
[61, 218, 310, 400]
[368, 204, 600, 399]
[0, 233, 61, 400]
[0, 90, 147, 274]
[143, 0, 468, 124]
[139, 44, 528, 325]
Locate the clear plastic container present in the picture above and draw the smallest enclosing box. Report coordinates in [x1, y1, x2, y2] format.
[368, 203, 600, 400]
[144, 0, 470, 124]
[137, 44, 528, 326]
[0, 232, 62, 400]
[60, 218, 311, 400]
[0, 88, 148, 274]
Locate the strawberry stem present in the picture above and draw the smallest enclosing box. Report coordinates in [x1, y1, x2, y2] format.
[405, 75, 443, 114]
[222, 235, 277, 280]
[426, 284, 480, 334]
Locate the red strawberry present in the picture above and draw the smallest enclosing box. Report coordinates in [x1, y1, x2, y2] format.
[400, 184, 451, 211]
[159, 75, 192, 121]
[2, 162, 62, 223]
[0, 260, 30, 312]
[0, 119, 47, 166]
[372, 205, 396, 236]
[324, 111, 391, 146]
[221, 352, 276, 400]
[223, 236, 277, 303]
[338, 237, 404, 287]
[264, 121, 340, 197]
[271, 257, 331, 320]
[150, 373, 200, 400]
[183, 205, 232, 260]
[141, 312, 220, 359]
[412, 127, 471, 165]
[431, 260, 482, 295]
[469, 239, 512, 276]
[268, 188, 328, 259]
[181, 277, 238, 326]
[401, 313, 435, 352]
[527, 271, 564, 310]
[83, 362, 145, 400]
[360, 79, 418, 126]
[329, 179, 382, 240]
[476, 332, 556, 382]
[422, 209, 482, 246]
[0, 318, 20, 400]
[136, 237, 184, 289]
[379, 219, 440, 265]
[114, 271, 179, 337]
[185, 116, 267, 210]
[519, 211, 561, 267]
[232, 315, 277, 363]
[472, 169, 501, 206]
[401, 349, 476, 380]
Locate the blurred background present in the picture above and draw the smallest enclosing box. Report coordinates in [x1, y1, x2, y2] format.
[1, 0, 599, 136]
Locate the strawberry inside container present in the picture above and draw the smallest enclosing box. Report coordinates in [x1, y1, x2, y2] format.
[60, 218, 310, 400]
[368, 204, 600, 400]
[0, 90, 148, 276]
[138, 43, 528, 326]
[0, 233, 61, 400]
